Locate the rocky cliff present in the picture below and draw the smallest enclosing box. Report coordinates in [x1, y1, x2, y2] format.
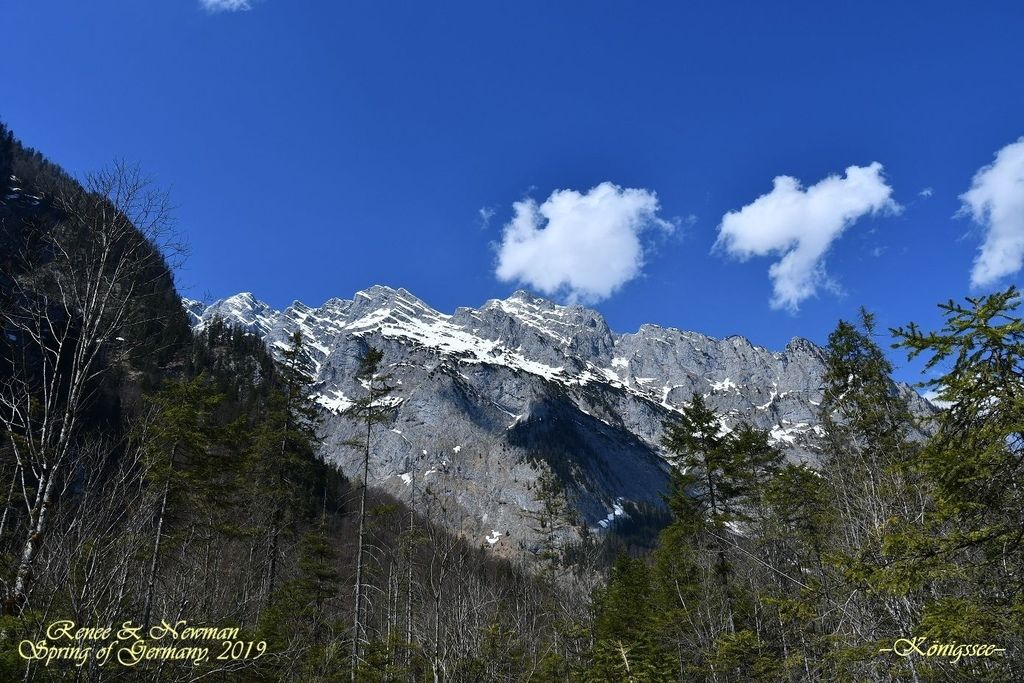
[185, 286, 932, 556]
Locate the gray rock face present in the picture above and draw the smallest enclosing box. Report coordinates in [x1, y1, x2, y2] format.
[187, 286, 932, 556]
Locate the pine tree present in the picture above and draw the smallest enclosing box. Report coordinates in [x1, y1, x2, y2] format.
[258, 519, 346, 682]
[817, 309, 928, 680]
[649, 518, 705, 678]
[757, 462, 834, 680]
[344, 346, 398, 680]
[661, 395, 782, 629]
[892, 288, 1024, 680]
[250, 330, 321, 609]
[590, 554, 674, 682]
[527, 468, 570, 575]
[140, 375, 222, 628]
[298, 521, 344, 619]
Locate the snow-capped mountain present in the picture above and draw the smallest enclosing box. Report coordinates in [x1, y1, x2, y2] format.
[184, 286, 931, 556]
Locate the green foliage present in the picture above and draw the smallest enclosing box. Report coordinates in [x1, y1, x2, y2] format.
[707, 630, 783, 682]
[661, 395, 782, 633]
[144, 374, 223, 491]
[296, 522, 344, 616]
[345, 345, 400, 436]
[894, 288, 1024, 527]
[590, 555, 674, 681]
[890, 287, 1024, 666]
[662, 394, 782, 534]
[762, 463, 832, 559]
[0, 614, 34, 681]
[529, 468, 571, 576]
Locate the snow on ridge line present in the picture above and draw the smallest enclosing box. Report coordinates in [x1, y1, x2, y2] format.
[193, 291, 681, 413]
[199, 301, 641, 421]
[189, 289, 807, 361]
[185, 290, 837, 420]
[486, 297, 576, 346]
[344, 308, 569, 382]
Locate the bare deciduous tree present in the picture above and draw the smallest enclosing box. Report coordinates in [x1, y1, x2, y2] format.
[0, 162, 182, 614]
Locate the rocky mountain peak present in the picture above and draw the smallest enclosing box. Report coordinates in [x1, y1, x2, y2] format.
[197, 292, 279, 336]
[185, 286, 932, 555]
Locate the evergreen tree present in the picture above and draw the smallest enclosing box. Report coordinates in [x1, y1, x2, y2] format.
[344, 346, 398, 680]
[756, 462, 834, 680]
[527, 468, 570, 574]
[661, 395, 782, 629]
[590, 554, 673, 682]
[249, 330, 321, 609]
[648, 518, 706, 678]
[892, 288, 1024, 680]
[816, 310, 929, 680]
[140, 375, 222, 627]
[260, 519, 347, 682]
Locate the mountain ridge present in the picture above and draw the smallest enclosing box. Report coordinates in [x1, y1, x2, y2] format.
[184, 286, 820, 357]
[185, 285, 932, 556]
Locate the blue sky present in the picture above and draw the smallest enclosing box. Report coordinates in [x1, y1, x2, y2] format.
[4, 1, 1024, 382]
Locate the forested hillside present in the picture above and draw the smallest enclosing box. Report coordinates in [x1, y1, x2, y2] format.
[1, 122, 1021, 681]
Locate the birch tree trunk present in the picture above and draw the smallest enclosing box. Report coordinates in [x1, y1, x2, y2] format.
[0, 163, 178, 614]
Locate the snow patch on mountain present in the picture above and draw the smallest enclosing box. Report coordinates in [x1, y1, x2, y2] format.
[185, 285, 935, 556]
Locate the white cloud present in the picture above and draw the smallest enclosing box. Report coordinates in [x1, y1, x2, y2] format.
[919, 187, 934, 197]
[200, 0, 252, 12]
[478, 207, 495, 230]
[961, 138, 1024, 288]
[495, 182, 674, 304]
[715, 163, 899, 312]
